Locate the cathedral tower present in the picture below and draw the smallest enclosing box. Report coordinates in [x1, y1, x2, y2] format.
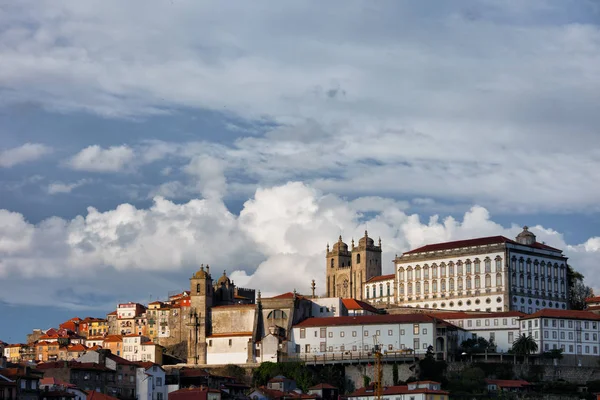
[325, 236, 351, 297]
[187, 264, 213, 365]
[351, 231, 382, 300]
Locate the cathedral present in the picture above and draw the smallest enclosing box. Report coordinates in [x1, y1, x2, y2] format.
[325, 231, 382, 300]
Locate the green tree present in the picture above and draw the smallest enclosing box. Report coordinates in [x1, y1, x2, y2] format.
[567, 265, 594, 310]
[363, 375, 371, 388]
[511, 334, 538, 363]
[460, 337, 494, 354]
[447, 367, 486, 395]
[418, 345, 447, 382]
[392, 363, 399, 386]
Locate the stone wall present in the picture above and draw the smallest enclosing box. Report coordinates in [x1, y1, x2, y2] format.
[344, 363, 417, 389]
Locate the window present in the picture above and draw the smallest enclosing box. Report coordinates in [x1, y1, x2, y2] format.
[485, 275, 491, 288]
[413, 338, 420, 350]
[490, 332, 495, 342]
[508, 332, 514, 343]
[320, 328, 326, 338]
[423, 328, 428, 335]
[400, 329, 405, 335]
[544, 331, 549, 339]
[413, 324, 420, 335]
[328, 332, 333, 338]
[495, 258, 502, 272]
[340, 331, 345, 337]
[474, 259, 481, 274]
[494, 319, 498, 326]
[364, 330, 369, 337]
[156, 377, 163, 386]
[300, 329, 305, 339]
[208, 340, 212, 347]
[352, 331, 357, 337]
[388, 330, 393, 336]
[356, 254, 361, 264]
[320, 342, 326, 352]
[485, 259, 491, 273]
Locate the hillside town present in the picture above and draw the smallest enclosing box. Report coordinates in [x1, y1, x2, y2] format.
[2, 228, 600, 400]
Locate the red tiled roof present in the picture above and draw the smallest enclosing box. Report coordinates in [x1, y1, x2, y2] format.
[268, 292, 307, 300]
[134, 361, 164, 371]
[103, 335, 123, 343]
[429, 311, 526, 320]
[105, 353, 137, 366]
[403, 235, 562, 255]
[294, 313, 437, 328]
[520, 309, 600, 321]
[486, 379, 531, 388]
[67, 344, 87, 352]
[349, 384, 448, 397]
[586, 296, 600, 304]
[179, 368, 211, 378]
[87, 391, 120, 400]
[107, 311, 117, 316]
[40, 377, 76, 388]
[169, 387, 221, 400]
[309, 383, 337, 390]
[342, 298, 380, 314]
[365, 274, 395, 283]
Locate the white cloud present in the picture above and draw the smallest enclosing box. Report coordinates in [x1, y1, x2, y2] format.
[47, 179, 89, 194]
[1, 182, 599, 307]
[67, 145, 135, 172]
[0, 143, 52, 167]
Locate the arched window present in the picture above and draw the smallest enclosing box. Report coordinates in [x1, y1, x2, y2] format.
[423, 265, 429, 279]
[474, 259, 481, 274]
[196, 283, 201, 293]
[457, 278, 463, 290]
[372, 286, 376, 298]
[267, 310, 288, 320]
[415, 266, 421, 279]
[519, 258, 524, 272]
[441, 280, 446, 291]
[448, 262, 454, 276]
[465, 260, 472, 274]
[407, 267, 413, 281]
[432, 264, 438, 278]
[432, 280, 438, 292]
[449, 278, 454, 291]
[495, 257, 502, 272]
[541, 279, 545, 290]
[398, 268, 405, 280]
[457, 261, 463, 276]
[366, 288, 370, 299]
[520, 276, 525, 287]
[475, 276, 481, 288]
[387, 283, 391, 296]
[485, 274, 491, 288]
[415, 282, 421, 294]
[379, 284, 383, 297]
[496, 273, 502, 287]
[484, 258, 491, 273]
[399, 283, 405, 295]
[356, 254, 361, 264]
[423, 280, 429, 293]
[440, 263, 446, 277]
[408, 283, 413, 295]
[330, 259, 334, 268]
[466, 278, 472, 289]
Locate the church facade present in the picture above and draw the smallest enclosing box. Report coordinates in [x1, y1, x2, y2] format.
[325, 231, 382, 300]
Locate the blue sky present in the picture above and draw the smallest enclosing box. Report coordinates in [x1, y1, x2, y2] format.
[1, 0, 600, 341]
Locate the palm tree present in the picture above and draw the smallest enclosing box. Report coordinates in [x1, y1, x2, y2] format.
[511, 334, 538, 364]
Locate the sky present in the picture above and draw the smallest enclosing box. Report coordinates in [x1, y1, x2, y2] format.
[1, 0, 600, 342]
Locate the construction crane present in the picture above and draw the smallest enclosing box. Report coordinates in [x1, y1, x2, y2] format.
[372, 335, 383, 400]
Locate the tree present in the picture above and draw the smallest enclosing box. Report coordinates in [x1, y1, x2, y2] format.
[542, 348, 564, 366]
[460, 337, 494, 354]
[392, 363, 399, 386]
[447, 367, 486, 395]
[512, 334, 538, 363]
[567, 265, 594, 310]
[418, 345, 446, 382]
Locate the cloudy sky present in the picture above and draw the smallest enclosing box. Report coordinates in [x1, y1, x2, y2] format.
[1, 0, 600, 341]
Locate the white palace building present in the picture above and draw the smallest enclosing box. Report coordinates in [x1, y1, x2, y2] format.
[392, 226, 569, 313]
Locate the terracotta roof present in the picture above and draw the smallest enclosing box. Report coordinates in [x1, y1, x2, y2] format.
[105, 353, 137, 365]
[207, 332, 253, 338]
[107, 311, 117, 316]
[402, 235, 562, 255]
[486, 379, 531, 388]
[169, 387, 222, 400]
[520, 308, 600, 321]
[211, 304, 256, 309]
[67, 344, 87, 352]
[87, 391, 121, 400]
[134, 361, 164, 371]
[267, 292, 307, 300]
[349, 384, 448, 397]
[36, 361, 111, 371]
[308, 383, 337, 390]
[102, 335, 123, 343]
[40, 377, 76, 388]
[179, 368, 211, 378]
[586, 296, 600, 304]
[342, 298, 380, 314]
[365, 274, 395, 283]
[294, 313, 438, 328]
[429, 311, 526, 320]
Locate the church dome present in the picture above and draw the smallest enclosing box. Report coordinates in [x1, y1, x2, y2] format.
[331, 236, 349, 252]
[516, 226, 536, 245]
[217, 270, 231, 286]
[358, 230, 375, 247]
[192, 267, 208, 279]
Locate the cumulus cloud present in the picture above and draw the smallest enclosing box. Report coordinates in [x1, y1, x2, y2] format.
[1, 182, 599, 307]
[0, 143, 52, 167]
[47, 179, 89, 194]
[67, 145, 135, 172]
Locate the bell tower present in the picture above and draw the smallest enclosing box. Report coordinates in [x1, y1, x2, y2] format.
[325, 236, 351, 297]
[187, 264, 213, 365]
[351, 231, 382, 300]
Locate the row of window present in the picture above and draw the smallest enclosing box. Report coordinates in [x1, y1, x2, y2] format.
[299, 324, 425, 339]
[455, 318, 518, 328]
[543, 343, 598, 354]
[305, 339, 425, 353]
[399, 257, 503, 279]
[523, 319, 599, 330]
[399, 274, 503, 295]
[511, 258, 565, 278]
[511, 275, 565, 292]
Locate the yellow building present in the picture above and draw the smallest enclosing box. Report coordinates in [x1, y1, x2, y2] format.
[88, 318, 109, 337]
[102, 335, 124, 357]
[4, 344, 23, 363]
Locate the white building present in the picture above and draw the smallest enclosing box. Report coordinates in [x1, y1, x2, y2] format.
[394, 227, 568, 314]
[348, 381, 448, 400]
[311, 298, 345, 317]
[122, 335, 163, 363]
[206, 333, 252, 365]
[364, 274, 396, 304]
[290, 314, 464, 360]
[136, 363, 167, 400]
[518, 309, 600, 356]
[432, 311, 524, 353]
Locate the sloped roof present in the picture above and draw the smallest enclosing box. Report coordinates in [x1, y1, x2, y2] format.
[308, 383, 337, 390]
[365, 274, 395, 283]
[486, 379, 531, 388]
[402, 235, 562, 255]
[341, 299, 379, 314]
[349, 384, 448, 396]
[429, 311, 526, 320]
[520, 309, 600, 321]
[294, 313, 437, 328]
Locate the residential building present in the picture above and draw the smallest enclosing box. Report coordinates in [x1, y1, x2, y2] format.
[310, 298, 344, 318]
[0, 367, 43, 400]
[36, 361, 115, 395]
[518, 309, 600, 358]
[341, 299, 379, 316]
[267, 376, 296, 392]
[101, 336, 123, 357]
[307, 383, 338, 400]
[39, 377, 88, 400]
[347, 381, 448, 400]
[394, 227, 569, 313]
[135, 363, 167, 400]
[325, 232, 382, 300]
[430, 311, 524, 352]
[486, 379, 531, 393]
[77, 350, 138, 400]
[116, 303, 147, 336]
[290, 313, 464, 360]
[364, 274, 396, 304]
[122, 335, 163, 364]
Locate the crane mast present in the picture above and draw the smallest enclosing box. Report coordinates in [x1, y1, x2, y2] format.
[373, 336, 383, 400]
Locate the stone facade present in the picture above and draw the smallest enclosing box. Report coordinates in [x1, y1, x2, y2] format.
[325, 231, 382, 300]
